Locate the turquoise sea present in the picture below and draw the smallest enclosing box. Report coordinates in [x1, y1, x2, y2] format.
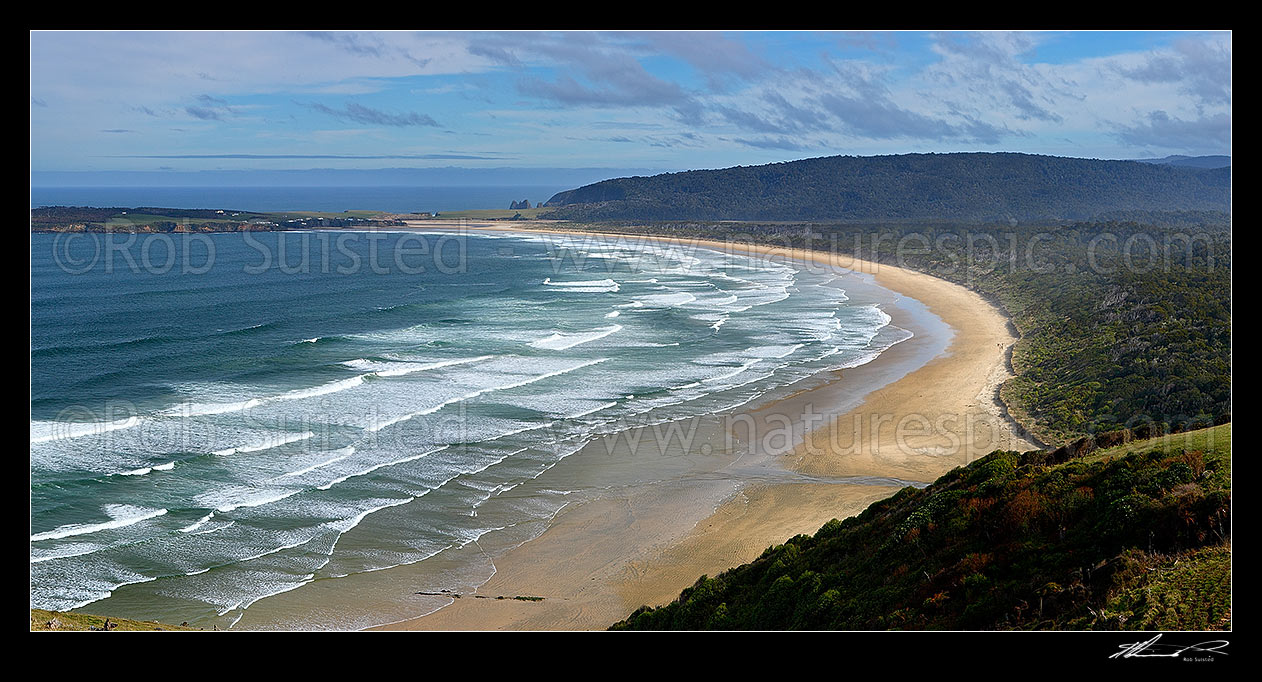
[30, 226, 913, 628]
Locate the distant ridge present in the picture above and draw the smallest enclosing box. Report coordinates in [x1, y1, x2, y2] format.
[1133, 155, 1232, 169]
[544, 152, 1231, 223]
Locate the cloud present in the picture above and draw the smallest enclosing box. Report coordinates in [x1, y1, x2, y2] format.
[28, 31, 1234, 170]
[184, 106, 223, 120]
[927, 32, 1064, 123]
[183, 94, 234, 121]
[1112, 110, 1230, 153]
[569, 132, 705, 149]
[817, 91, 962, 140]
[466, 43, 521, 67]
[712, 90, 835, 137]
[1118, 36, 1231, 106]
[626, 31, 771, 88]
[731, 135, 811, 151]
[702, 57, 1010, 145]
[302, 31, 432, 69]
[814, 61, 1006, 143]
[836, 31, 899, 52]
[303, 101, 439, 127]
[303, 31, 385, 58]
[465, 32, 706, 123]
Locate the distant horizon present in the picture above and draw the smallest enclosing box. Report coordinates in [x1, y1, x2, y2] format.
[31, 150, 1231, 189]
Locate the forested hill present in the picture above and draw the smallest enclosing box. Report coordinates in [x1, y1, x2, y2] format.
[613, 424, 1231, 631]
[543, 153, 1231, 223]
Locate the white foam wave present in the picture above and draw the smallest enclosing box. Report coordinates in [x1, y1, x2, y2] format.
[31, 504, 168, 542]
[542, 277, 620, 293]
[30, 416, 142, 444]
[193, 520, 235, 535]
[565, 401, 618, 419]
[366, 359, 608, 431]
[640, 292, 696, 307]
[162, 371, 382, 421]
[317, 446, 449, 491]
[112, 460, 176, 477]
[179, 512, 215, 533]
[163, 398, 262, 417]
[272, 376, 366, 401]
[273, 446, 355, 480]
[30, 543, 102, 564]
[701, 360, 762, 384]
[202, 488, 301, 513]
[341, 355, 493, 377]
[529, 325, 623, 350]
[743, 344, 805, 359]
[543, 277, 617, 287]
[214, 431, 314, 456]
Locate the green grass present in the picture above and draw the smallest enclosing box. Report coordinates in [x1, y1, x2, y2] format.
[263, 209, 391, 220]
[1082, 423, 1230, 464]
[1083, 544, 1232, 630]
[104, 213, 244, 225]
[423, 208, 552, 220]
[30, 609, 201, 632]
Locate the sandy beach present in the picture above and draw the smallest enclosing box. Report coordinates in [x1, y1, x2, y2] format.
[361, 220, 1037, 631]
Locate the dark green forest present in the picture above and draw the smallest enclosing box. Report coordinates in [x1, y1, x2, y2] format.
[613, 425, 1231, 631]
[543, 153, 1230, 223]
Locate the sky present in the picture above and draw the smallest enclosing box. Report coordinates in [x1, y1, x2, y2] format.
[29, 30, 1232, 183]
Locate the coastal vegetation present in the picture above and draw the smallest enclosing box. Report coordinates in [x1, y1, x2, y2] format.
[31, 608, 200, 631]
[413, 207, 553, 220]
[543, 153, 1231, 223]
[612, 424, 1231, 630]
[30, 206, 404, 232]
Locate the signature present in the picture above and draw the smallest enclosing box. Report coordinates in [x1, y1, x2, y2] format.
[1110, 634, 1229, 660]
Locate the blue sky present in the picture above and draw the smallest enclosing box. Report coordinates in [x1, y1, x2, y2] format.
[30, 30, 1231, 181]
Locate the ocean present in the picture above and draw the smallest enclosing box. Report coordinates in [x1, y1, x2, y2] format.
[30, 226, 912, 628]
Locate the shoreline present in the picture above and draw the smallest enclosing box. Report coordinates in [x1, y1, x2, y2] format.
[364, 220, 1035, 630]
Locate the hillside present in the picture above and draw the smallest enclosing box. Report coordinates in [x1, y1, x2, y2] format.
[31, 609, 200, 631]
[612, 424, 1231, 630]
[543, 153, 1231, 223]
[29, 206, 404, 233]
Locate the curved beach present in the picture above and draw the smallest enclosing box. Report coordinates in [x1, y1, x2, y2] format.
[364, 222, 1037, 630]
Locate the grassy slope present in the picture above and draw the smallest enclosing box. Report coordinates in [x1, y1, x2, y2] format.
[421, 207, 551, 220]
[612, 424, 1231, 631]
[31, 206, 396, 230]
[30, 609, 200, 632]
